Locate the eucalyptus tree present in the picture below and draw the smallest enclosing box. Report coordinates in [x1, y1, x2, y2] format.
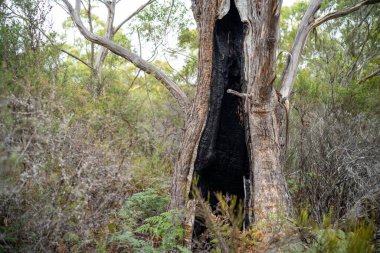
[58, 0, 155, 95]
[284, 0, 380, 89]
[60, 0, 380, 244]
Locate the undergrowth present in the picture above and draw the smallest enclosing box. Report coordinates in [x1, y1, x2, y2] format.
[108, 189, 189, 252]
[191, 186, 377, 253]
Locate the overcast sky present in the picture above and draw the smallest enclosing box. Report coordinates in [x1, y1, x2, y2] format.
[50, 0, 301, 33]
[49, 0, 301, 76]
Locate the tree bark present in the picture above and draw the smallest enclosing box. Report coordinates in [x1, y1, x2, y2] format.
[236, 0, 294, 224]
[169, 0, 218, 206]
[170, 0, 380, 233]
[60, 0, 380, 245]
[170, 0, 294, 238]
[92, 0, 115, 96]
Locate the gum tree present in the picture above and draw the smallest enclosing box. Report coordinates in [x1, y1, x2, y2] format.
[61, 0, 380, 242]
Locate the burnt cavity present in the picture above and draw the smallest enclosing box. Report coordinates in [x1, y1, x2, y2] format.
[193, 2, 249, 233]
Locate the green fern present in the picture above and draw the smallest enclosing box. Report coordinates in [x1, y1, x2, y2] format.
[119, 189, 169, 229]
[136, 210, 185, 251]
[111, 190, 187, 252]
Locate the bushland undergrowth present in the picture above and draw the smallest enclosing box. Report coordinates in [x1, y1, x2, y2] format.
[1, 0, 379, 252]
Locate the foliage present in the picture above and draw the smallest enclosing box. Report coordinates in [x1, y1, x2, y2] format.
[0, 0, 379, 252]
[191, 190, 376, 253]
[295, 208, 376, 253]
[0, 1, 186, 252]
[135, 210, 188, 252]
[191, 185, 261, 252]
[119, 189, 169, 228]
[308, 225, 374, 253]
[129, 0, 193, 52]
[286, 82, 380, 224]
[110, 190, 188, 252]
[282, 0, 380, 229]
[126, 0, 198, 87]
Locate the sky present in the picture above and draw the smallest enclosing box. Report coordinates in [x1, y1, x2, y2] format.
[50, 0, 300, 33]
[49, 0, 301, 80]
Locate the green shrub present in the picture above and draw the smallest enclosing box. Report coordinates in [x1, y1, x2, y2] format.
[111, 189, 189, 252]
[307, 223, 374, 253]
[297, 208, 376, 253]
[119, 189, 169, 229]
[136, 210, 188, 252]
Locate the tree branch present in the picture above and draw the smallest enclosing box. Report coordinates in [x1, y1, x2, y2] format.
[60, 0, 189, 113]
[114, 0, 155, 34]
[98, 0, 111, 8]
[279, 0, 380, 100]
[359, 67, 380, 83]
[93, 0, 116, 83]
[279, 0, 322, 100]
[61, 48, 95, 71]
[87, 0, 95, 67]
[311, 0, 380, 29]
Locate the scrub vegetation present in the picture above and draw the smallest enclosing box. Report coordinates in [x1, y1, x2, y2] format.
[0, 0, 379, 252]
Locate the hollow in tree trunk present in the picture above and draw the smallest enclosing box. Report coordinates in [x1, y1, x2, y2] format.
[170, 0, 294, 244]
[60, 0, 380, 247]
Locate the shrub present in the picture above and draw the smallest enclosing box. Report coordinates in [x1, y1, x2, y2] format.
[287, 106, 380, 224]
[110, 189, 188, 252]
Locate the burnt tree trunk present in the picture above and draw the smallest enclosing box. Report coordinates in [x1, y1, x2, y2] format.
[170, 0, 293, 240]
[61, 0, 380, 246]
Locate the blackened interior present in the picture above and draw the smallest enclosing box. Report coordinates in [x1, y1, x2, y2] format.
[194, 1, 249, 220]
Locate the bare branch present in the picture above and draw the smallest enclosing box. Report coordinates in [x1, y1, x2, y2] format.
[279, 0, 322, 100]
[114, 0, 155, 34]
[227, 89, 249, 99]
[93, 0, 115, 81]
[75, 0, 80, 14]
[311, 0, 380, 29]
[87, 0, 95, 67]
[98, 0, 111, 8]
[37, 25, 95, 71]
[277, 50, 292, 60]
[279, 0, 380, 100]
[60, 0, 189, 113]
[61, 49, 95, 71]
[358, 67, 380, 83]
